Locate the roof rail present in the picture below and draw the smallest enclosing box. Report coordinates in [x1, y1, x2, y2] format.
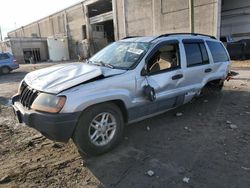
[122, 36, 141, 39]
[155, 33, 216, 40]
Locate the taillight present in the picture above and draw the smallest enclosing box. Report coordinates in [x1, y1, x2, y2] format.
[13, 58, 18, 64]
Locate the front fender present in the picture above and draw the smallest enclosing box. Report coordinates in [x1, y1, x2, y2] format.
[61, 89, 132, 113]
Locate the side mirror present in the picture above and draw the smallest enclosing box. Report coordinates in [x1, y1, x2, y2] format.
[144, 85, 156, 102]
[141, 66, 148, 76]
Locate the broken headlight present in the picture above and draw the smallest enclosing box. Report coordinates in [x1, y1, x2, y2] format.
[17, 80, 25, 95]
[31, 93, 66, 113]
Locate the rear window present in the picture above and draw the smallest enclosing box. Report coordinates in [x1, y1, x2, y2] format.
[206, 41, 229, 62]
[0, 53, 10, 60]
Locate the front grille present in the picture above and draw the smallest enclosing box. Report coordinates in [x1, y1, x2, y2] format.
[20, 82, 39, 108]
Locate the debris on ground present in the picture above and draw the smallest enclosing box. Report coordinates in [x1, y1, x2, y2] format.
[203, 99, 208, 103]
[27, 140, 35, 147]
[146, 126, 150, 131]
[241, 166, 250, 171]
[0, 175, 11, 184]
[245, 112, 250, 115]
[30, 134, 44, 141]
[229, 124, 238, 129]
[226, 120, 232, 124]
[183, 177, 190, 183]
[52, 143, 63, 149]
[178, 167, 185, 174]
[184, 126, 191, 131]
[176, 112, 183, 117]
[146, 170, 155, 177]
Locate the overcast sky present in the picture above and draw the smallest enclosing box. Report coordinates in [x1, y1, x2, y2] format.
[0, 0, 82, 38]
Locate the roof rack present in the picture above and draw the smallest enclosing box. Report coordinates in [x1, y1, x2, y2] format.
[122, 36, 141, 39]
[155, 33, 216, 40]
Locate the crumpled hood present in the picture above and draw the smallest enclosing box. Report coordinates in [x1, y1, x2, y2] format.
[24, 63, 126, 94]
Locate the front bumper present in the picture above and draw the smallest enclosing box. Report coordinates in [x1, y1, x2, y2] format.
[12, 95, 80, 142]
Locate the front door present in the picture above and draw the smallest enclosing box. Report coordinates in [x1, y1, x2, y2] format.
[131, 41, 186, 120]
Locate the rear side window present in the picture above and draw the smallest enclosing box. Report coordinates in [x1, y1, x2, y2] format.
[184, 43, 209, 67]
[0, 53, 10, 60]
[206, 41, 229, 62]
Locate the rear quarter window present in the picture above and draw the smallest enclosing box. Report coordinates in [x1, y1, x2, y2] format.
[0, 53, 10, 60]
[206, 41, 229, 63]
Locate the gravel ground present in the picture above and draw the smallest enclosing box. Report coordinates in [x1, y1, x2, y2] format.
[0, 61, 250, 188]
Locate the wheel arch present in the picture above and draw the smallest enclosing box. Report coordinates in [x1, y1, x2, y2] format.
[78, 99, 129, 124]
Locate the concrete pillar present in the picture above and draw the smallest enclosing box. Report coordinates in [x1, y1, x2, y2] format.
[83, 4, 95, 56]
[214, 0, 222, 38]
[112, 0, 119, 40]
[50, 16, 55, 37]
[37, 22, 41, 37]
[22, 27, 25, 37]
[0, 27, 2, 41]
[189, 0, 194, 33]
[122, 0, 127, 37]
[64, 10, 69, 37]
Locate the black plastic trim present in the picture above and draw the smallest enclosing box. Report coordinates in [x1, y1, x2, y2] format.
[12, 95, 80, 142]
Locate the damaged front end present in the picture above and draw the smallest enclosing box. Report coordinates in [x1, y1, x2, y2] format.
[11, 62, 126, 142]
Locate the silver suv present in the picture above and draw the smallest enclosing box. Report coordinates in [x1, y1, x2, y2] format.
[12, 33, 231, 155]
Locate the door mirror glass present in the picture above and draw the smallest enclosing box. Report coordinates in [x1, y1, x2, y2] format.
[144, 85, 156, 101]
[141, 66, 148, 76]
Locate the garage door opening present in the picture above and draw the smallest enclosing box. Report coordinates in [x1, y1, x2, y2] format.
[23, 48, 41, 63]
[92, 20, 115, 52]
[220, 0, 250, 41]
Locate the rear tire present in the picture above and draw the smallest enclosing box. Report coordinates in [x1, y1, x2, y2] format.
[201, 80, 224, 95]
[1, 66, 10, 74]
[73, 103, 124, 156]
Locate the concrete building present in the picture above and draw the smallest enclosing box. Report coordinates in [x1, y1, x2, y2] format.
[0, 38, 48, 63]
[2, 0, 250, 63]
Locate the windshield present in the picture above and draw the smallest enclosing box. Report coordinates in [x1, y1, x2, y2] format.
[89, 41, 151, 69]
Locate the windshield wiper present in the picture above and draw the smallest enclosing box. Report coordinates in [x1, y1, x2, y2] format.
[89, 60, 114, 69]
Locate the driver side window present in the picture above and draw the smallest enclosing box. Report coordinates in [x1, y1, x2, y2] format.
[147, 43, 180, 74]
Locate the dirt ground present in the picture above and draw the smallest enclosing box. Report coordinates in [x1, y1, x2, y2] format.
[0, 61, 250, 188]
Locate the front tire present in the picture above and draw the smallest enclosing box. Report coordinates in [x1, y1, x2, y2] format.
[73, 103, 124, 156]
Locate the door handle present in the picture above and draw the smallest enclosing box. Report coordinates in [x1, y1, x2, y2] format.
[172, 74, 183, 80]
[205, 68, 212, 73]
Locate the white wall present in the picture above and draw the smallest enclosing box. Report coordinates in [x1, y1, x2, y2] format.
[47, 37, 70, 61]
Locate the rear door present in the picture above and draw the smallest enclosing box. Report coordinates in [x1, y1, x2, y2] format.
[206, 40, 230, 79]
[181, 39, 212, 95]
